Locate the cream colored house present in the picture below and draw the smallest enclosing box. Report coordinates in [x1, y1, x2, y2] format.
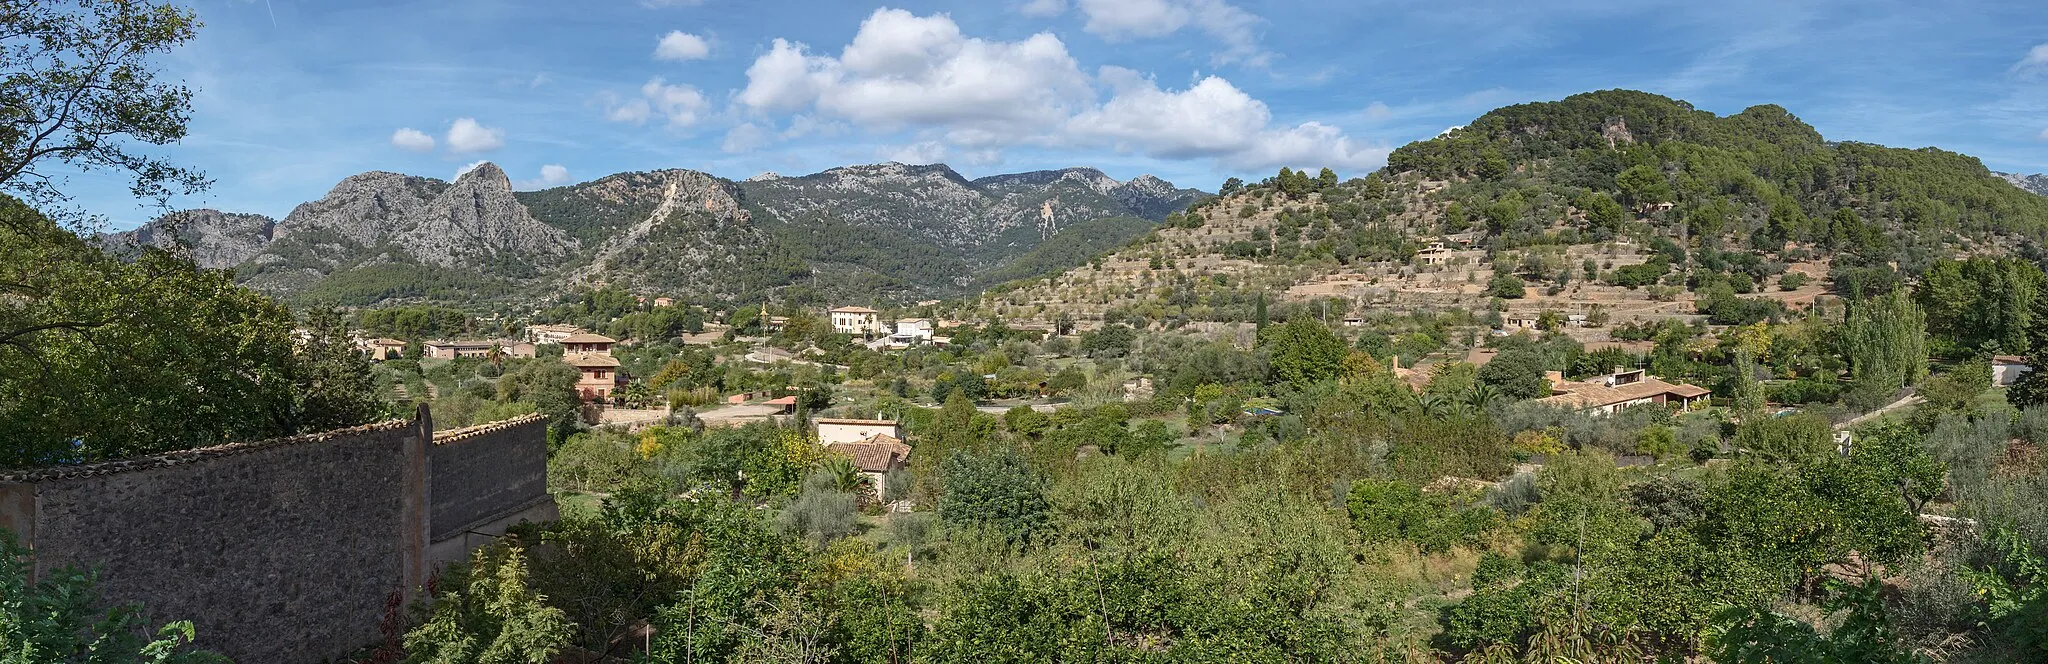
[830, 306, 882, 335]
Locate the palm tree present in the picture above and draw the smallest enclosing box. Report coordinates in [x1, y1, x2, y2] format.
[485, 343, 506, 371]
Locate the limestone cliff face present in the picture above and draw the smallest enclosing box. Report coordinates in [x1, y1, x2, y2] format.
[2000, 172, 2048, 197]
[394, 163, 573, 268]
[277, 164, 572, 270]
[104, 209, 277, 269]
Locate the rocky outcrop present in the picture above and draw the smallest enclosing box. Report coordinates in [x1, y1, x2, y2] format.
[104, 209, 277, 269]
[2000, 172, 2048, 197]
[392, 163, 573, 269]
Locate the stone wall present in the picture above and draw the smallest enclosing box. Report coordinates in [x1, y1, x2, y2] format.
[429, 414, 549, 542]
[0, 419, 428, 663]
[0, 408, 555, 663]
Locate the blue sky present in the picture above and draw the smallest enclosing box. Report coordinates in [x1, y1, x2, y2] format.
[69, 0, 2048, 229]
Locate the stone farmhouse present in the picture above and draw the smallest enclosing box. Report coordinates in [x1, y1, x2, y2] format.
[815, 418, 909, 504]
[1533, 368, 1710, 415]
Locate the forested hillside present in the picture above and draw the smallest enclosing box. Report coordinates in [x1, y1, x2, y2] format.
[986, 90, 2048, 325]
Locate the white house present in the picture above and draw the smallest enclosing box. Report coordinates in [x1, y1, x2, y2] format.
[829, 306, 882, 336]
[1994, 355, 2034, 387]
[525, 324, 586, 345]
[877, 318, 935, 348]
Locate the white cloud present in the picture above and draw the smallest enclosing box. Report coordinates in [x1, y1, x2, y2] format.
[389, 127, 435, 152]
[1068, 68, 1383, 170]
[731, 8, 1378, 171]
[445, 118, 504, 153]
[1073, 0, 1264, 65]
[514, 164, 573, 190]
[1019, 0, 1066, 17]
[455, 160, 491, 179]
[641, 78, 710, 126]
[529, 72, 552, 88]
[738, 9, 1092, 143]
[722, 122, 770, 153]
[884, 141, 949, 165]
[604, 94, 652, 124]
[602, 79, 710, 127]
[2018, 44, 2048, 75]
[2039, 126, 2048, 140]
[1363, 101, 1393, 121]
[654, 30, 710, 61]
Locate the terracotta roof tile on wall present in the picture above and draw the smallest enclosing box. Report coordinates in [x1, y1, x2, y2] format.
[824, 437, 911, 473]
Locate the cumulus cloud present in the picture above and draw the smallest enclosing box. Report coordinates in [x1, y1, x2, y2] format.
[641, 78, 710, 126]
[738, 9, 1091, 143]
[731, 8, 1378, 171]
[655, 30, 710, 61]
[445, 118, 504, 153]
[1068, 68, 1383, 169]
[2016, 44, 2048, 73]
[389, 127, 435, 152]
[514, 164, 573, 189]
[604, 79, 710, 127]
[1073, 0, 1264, 65]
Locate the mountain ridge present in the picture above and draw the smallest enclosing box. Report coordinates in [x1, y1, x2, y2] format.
[110, 162, 1208, 305]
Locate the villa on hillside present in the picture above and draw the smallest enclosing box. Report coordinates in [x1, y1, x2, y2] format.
[566, 353, 621, 401]
[560, 332, 616, 355]
[815, 417, 910, 504]
[359, 338, 407, 361]
[1994, 355, 2034, 387]
[1533, 368, 1710, 415]
[825, 435, 911, 503]
[830, 306, 882, 336]
[525, 324, 586, 345]
[424, 339, 536, 360]
[873, 318, 936, 349]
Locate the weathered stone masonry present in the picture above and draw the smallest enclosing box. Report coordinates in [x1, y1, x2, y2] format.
[0, 409, 554, 663]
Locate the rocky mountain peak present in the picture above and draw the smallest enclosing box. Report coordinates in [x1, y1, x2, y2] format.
[1999, 172, 2048, 197]
[454, 162, 511, 189]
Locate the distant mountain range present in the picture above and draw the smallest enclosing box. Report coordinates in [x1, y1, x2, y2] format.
[105, 162, 1207, 305]
[2000, 172, 2048, 197]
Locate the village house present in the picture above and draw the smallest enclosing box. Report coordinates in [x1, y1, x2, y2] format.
[829, 306, 882, 336]
[1993, 355, 2034, 387]
[1533, 368, 1710, 415]
[559, 333, 616, 355]
[525, 324, 586, 345]
[1416, 241, 1453, 266]
[824, 435, 911, 504]
[814, 417, 910, 503]
[423, 339, 536, 360]
[876, 318, 935, 349]
[816, 418, 903, 446]
[359, 338, 407, 361]
[652, 297, 674, 307]
[566, 353, 621, 401]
